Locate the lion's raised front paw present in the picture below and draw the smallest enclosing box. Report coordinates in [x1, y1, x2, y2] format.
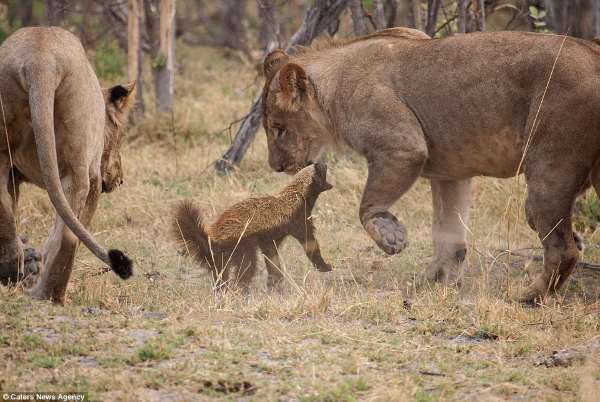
[364, 212, 408, 255]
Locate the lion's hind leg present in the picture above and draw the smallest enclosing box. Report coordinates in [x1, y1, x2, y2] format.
[422, 178, 471, 285]
[520, 165, 587, 304]
[29, 173, 97, 303]
[0, 155, 23, 285]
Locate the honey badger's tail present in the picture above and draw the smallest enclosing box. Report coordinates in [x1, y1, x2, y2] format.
[172, 200, 212, 266]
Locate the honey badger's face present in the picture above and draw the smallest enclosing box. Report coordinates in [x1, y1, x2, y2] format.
[311, 163, 333, 193]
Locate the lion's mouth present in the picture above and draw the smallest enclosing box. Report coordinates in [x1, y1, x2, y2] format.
[102, 180, 120, 193]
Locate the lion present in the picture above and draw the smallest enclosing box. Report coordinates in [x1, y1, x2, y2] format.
[173, 163, 333, 291]
[261, 27, 600, 303]
[0, 27, 134, 303]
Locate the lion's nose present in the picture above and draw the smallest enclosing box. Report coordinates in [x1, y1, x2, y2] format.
[119, 178, 124, 185]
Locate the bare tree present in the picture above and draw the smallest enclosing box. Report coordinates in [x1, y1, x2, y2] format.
[593, 0, 600, 36]
[7, 0, 36, 27]
[425, 0, 441, 36]
[349, 0, 366, 35]
[373, 0, 386, 30]
[457, 0, 467, 33]
[385, 0, 398, 28]
[104, 1, 151, 53]
[409, 0, 422, 30]
[477, 0, 485, 31]
[46, 0, 66, 26]
[155, 0, 175, 112]
[215, 0, 351, 173]
[128, 0, 144, 119]
[259, 0, 281, 51]
[221, 0, 248, 51]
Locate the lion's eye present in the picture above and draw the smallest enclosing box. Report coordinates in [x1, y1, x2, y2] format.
[275, 127, 286, 139]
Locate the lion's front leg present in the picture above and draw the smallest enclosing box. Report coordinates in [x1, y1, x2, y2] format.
[360, 149, 426, 256]
[422, 179, 472, 285]
[29, 175, 100, 304]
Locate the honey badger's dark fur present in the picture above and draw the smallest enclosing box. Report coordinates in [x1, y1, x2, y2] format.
[173, 163, 333, 290]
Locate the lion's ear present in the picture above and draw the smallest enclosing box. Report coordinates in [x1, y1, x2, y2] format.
[104, 81, 136, 112]
[276, 63, 309, 112]
[264, 49, 289, 81]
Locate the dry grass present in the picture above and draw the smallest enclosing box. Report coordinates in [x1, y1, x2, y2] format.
[1, 44, 600, 401]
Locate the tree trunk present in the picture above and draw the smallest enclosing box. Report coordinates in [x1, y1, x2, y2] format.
[409, 0, 422, 30]
[457, 0, 466, 33]
[425, 0, 441, 37]
[593, 0, 600, 36]
[349, 0, 366, 35]
[385, 0, 398, 28]
[104, 1, 152, 53]
[220, 0, 248, 51]
[46, 0, 66, 26]
[214, 0, 351, 173]
[14, 0, 35, 27]
[128, 0, 145, 120]
[373, 0, 386, 30]
[259, 0, 280, 51]
[155, 0, 175, 113]
[477, 0, 485, 31]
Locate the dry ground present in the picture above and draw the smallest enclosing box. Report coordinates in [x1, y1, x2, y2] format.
[1, 45, 600, 402]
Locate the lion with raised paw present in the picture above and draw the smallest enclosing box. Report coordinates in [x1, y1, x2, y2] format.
[261, 27, 600, 303]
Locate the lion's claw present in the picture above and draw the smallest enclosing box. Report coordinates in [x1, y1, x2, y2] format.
[364, 213, 408, 255]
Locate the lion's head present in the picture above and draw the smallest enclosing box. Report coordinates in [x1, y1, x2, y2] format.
[101, 82, 135, 193]
[262, 50, 333, 174]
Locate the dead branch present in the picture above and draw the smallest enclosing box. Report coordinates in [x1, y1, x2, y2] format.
[214, 0, 351, 174]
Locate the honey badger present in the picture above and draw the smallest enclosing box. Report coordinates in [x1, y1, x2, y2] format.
[173, 163, 333, 290]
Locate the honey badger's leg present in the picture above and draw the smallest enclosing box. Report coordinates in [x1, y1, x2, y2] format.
[232, 248, 257, 291]
[260, 239, 284, 290]
[422, 179, 471, 284]
[209, 249, 230, 292]
[356, 100, 428, 256]
[0, 155, 23, 285]
[291, 222, 332, 272]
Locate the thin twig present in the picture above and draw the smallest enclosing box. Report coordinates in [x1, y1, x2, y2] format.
[495, 248, 600, 271]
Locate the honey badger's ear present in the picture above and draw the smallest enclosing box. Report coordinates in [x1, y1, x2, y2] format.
[276, 63, 310, 112]
[264, 49, 289, 81]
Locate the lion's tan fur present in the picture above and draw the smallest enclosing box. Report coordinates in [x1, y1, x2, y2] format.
[262, 28, 600, 302]
[0, 27, 134, 303]
[173, 164, 333, 290]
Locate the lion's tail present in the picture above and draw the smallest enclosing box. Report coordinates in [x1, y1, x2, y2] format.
[24, 59, 132, 280]
[172, 200, 213, 266]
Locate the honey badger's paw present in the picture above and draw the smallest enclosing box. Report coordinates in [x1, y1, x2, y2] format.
[364, 212, 408, 255]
